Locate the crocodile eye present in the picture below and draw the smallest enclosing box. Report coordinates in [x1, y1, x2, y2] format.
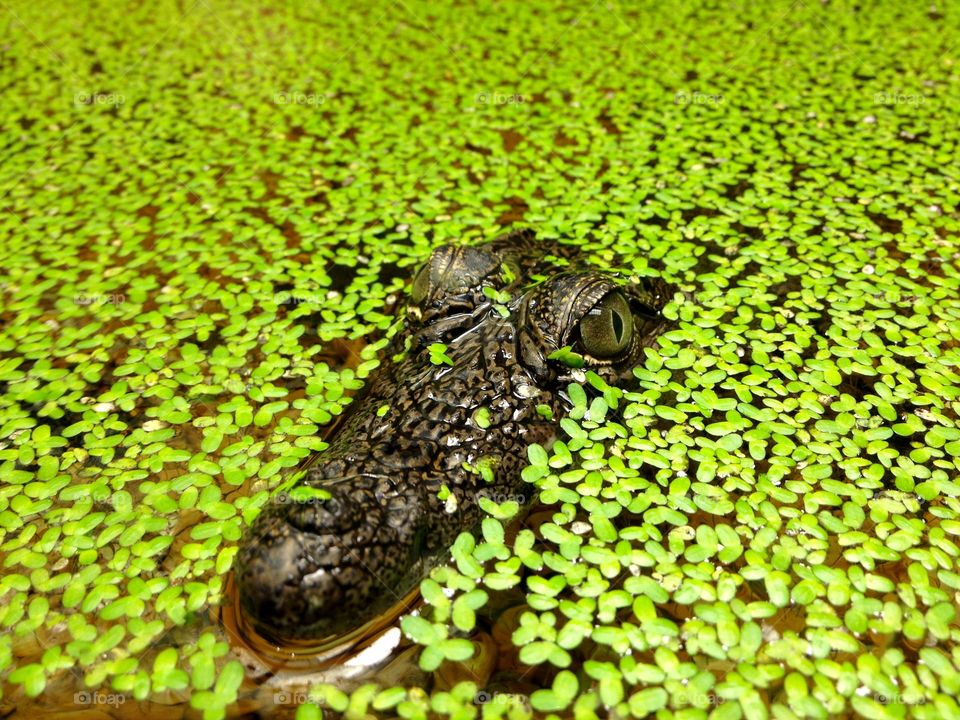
[578, 291, 633, 358]
[411, 263, 431, 303]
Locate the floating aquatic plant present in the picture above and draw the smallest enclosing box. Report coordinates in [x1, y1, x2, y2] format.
[1, 0, 960, 718]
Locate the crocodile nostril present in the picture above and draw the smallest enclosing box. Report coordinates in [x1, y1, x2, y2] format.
[236, 518, 354, 640]
[236, 531, 310, 631]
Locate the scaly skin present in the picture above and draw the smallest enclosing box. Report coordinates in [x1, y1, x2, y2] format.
[234, 229, 675, 641]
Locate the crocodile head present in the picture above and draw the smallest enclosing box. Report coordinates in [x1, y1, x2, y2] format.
[233, 231, 674, 642]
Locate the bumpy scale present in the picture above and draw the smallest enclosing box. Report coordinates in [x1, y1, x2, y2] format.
[234, 229, 675, 641]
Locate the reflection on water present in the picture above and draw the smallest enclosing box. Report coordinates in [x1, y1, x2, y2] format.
[218, 569, 422, 685]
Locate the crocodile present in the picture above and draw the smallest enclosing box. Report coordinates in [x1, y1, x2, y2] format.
[233, 229, 675, 643]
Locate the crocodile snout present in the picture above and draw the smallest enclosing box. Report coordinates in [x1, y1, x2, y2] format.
[235, 477, 427, 640]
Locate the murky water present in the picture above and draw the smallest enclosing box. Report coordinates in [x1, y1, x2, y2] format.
[4, 210, 959, 717]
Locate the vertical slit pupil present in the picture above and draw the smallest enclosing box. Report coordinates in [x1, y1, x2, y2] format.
[612, 311, 624, 342]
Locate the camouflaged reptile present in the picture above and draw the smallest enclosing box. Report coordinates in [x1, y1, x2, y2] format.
[234, 229, 674, 642]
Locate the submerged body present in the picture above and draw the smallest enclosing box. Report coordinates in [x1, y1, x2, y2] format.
[234, 230, 674, 642]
